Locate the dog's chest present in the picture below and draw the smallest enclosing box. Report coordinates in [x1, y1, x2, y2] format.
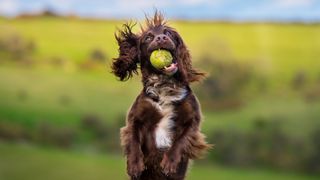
[145, 75, 187, 149]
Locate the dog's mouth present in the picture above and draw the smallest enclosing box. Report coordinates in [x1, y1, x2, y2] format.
[162, 61, 178, 76]
[149, 47, 178, 76]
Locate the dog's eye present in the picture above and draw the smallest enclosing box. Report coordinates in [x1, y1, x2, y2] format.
[145, 35, 153, 42]
[164, 30, 172, 37]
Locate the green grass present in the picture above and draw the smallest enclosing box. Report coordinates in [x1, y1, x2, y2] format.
[0, 142, 126, 180]
[1, 65, 319, 138]
[0, 65, 139, 127]
[0, 18, 121, 62]
[0, 17, 320, 179]
[174, 22, 320, 80]
[201, 97, 320, 138]
[0, 142, 318, 180]
[1, 18, 320, 83]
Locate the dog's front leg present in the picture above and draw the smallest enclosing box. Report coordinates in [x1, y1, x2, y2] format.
[122, 118, 145, 178]
[160, 120, 195, 175]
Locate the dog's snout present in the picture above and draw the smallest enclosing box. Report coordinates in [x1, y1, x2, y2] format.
[147, 32, 175, 52]
[155, 34, 168, 43]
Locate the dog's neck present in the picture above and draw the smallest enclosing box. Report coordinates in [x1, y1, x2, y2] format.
[144, 74, 188, 103]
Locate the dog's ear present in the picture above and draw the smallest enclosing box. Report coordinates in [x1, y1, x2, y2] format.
[112, 23, 140, 81]
[173, 30, 206, 83]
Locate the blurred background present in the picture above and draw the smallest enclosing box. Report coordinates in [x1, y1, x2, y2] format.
[0, 0, 320, 179]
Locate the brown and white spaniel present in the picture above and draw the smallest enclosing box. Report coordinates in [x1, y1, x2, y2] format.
[111, 12, 211, 180]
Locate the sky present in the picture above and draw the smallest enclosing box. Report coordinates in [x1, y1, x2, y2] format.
[0, 0, 320, 22]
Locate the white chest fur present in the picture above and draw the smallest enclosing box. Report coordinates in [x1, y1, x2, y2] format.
[154, 103, 175, 149]
[146, 75, 187, 149]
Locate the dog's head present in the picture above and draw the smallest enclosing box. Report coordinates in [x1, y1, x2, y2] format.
[112, 11, 205, 84]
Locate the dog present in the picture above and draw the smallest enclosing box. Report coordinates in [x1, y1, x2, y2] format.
[111, 12, 211, 180]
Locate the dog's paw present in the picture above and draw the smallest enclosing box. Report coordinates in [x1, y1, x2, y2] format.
[127, 157, 145, 177]
[160, 152, 180, 175]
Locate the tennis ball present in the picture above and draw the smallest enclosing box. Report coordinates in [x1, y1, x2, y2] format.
[150, 49, 173, 69]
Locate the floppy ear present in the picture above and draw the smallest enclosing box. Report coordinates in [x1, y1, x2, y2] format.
[111, 23, 139, 81]
[173, 30, 206, 83]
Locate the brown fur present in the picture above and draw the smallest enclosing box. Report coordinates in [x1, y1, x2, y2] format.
[112, 12, 211, 180]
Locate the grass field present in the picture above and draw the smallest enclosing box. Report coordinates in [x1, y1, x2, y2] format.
[1, 65, 319, 137]
[0, 65, 139, 127]
[1, 17, 320, 179]
[1, 142, 318, 180]
[1, 17, 320, 82]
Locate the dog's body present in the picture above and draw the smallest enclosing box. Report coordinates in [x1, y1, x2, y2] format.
[112, 12, 210, 180]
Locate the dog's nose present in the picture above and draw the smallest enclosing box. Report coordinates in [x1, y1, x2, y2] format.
[155, 34, 168, 44]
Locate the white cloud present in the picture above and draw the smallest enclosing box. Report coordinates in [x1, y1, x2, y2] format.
[90, 0, 218, 15]
[274, 0, 315, 8]
[92, 0, 221, 18]
[115, 0, 169, 10]
[84, 0, 171, 18]
[180, 0, 221, 6]
[0, 0, 19, 15]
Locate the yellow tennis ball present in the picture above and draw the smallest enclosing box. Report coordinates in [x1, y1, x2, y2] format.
[150, 49, 173, 69]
